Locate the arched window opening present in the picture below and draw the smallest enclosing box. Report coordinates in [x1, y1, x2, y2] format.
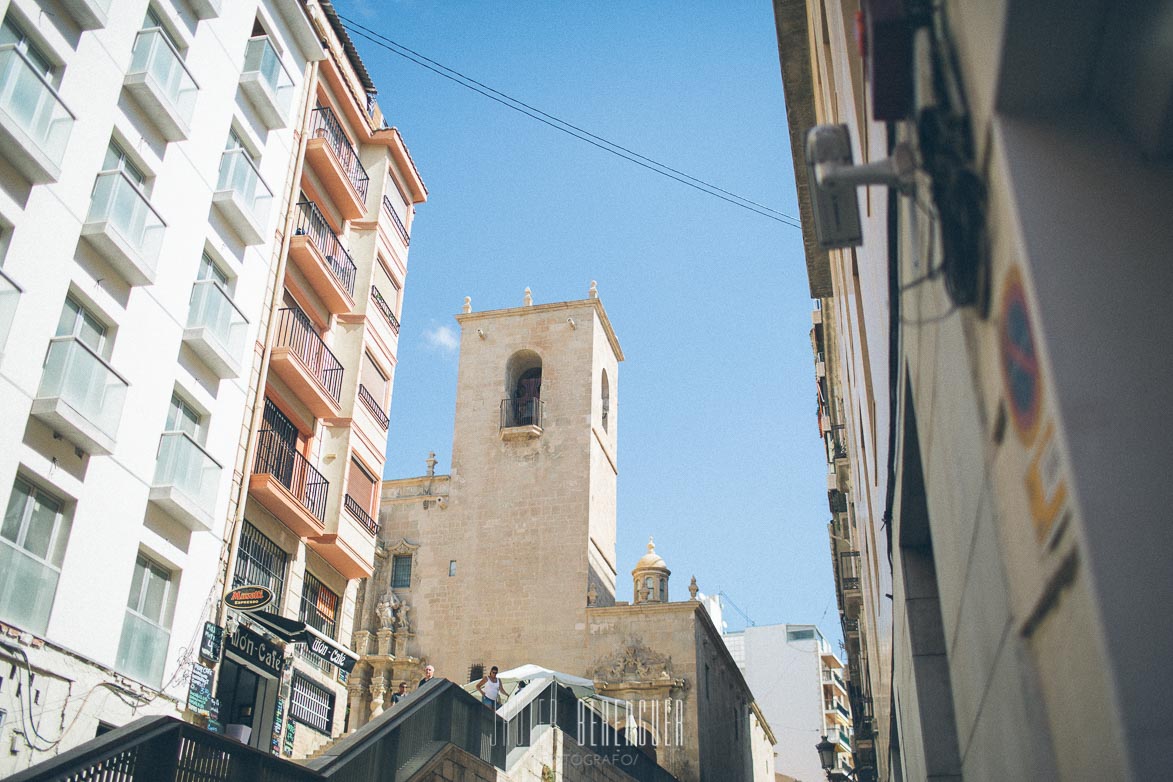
[503, 350, 543, 427]
[601, 369, 610, 432]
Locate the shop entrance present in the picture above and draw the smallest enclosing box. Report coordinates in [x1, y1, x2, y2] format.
[216, 621, 284, 752]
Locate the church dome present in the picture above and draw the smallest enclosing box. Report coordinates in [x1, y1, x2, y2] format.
[633, 537, 669, 573]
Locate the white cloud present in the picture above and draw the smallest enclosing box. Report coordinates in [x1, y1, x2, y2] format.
[423, 325, 459, 355]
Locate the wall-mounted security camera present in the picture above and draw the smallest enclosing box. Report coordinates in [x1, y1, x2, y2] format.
[805, 124, 914, 249]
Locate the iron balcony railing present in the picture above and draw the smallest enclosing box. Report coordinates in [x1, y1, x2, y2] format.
[843, 617, 860, 633]
[382, 194, 410, 244]
[841, 576, 861, 592]
[294, 200, 357, 296]
[274, 308, 343, 404]
[253, 429, 328, 523]
[357, 384, 389, 430]
[370, 285, 400, 334]
[501, 397, 544, 429]
[0, 44, 75, 174]
[309, 105, 369, 201]
[343, 494, 379, 535]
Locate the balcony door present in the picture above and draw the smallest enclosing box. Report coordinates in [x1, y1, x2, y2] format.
[260, 398, 298, 487]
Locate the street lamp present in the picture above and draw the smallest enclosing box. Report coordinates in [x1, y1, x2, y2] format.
[816, 734, 855, 782]
[816, 735, 837, 771]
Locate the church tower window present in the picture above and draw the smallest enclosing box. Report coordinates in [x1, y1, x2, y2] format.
[503, 350, 543, 428]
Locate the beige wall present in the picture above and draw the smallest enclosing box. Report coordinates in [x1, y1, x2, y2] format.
[779, 1, 1173, 780]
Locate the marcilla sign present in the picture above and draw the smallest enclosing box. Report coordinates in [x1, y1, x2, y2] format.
[223, 585, 274, 611]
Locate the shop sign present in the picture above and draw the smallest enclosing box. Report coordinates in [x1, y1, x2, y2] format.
[304, 633, 357, 674]
[187, 662, 214, 716]
[226, 622, 284, 678]
[223, 585, 274, 611]
[200, 622, 224, 663]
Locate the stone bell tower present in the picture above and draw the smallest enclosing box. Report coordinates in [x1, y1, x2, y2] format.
[392, 283, 623, 682]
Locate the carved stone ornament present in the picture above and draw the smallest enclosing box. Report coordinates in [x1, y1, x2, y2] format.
[386, 538, 420, 557]
[375, 591, 400, 630]
[589, 637, 675, 682]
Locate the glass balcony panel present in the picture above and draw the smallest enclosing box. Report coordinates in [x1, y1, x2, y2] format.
[127, 29, 197, 136]
[116, 610, 169, 687]
[241, 36, 292, 127]
[0, 540, 59, 635]
[153, 431, 221, 510]
[186, 280, 247, 357]
[36, 337, 128, 442]
[0, 45, 74, 182]
[216, 149, 272, 231]
[86, 171, 165, 273]
[0, 269, 22, 355]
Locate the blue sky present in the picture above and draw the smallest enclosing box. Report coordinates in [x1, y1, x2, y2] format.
[335, 0, 840, 643]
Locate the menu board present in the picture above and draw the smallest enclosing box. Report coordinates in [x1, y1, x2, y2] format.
[206, 697, 222, 734]
[187, 663, 214, 717]
[283, 718, 296, 756]
[200, 622, 224, 664]
[271, 697, 284, 755]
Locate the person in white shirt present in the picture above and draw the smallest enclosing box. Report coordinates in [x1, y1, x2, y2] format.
[476, 666, 508, 709]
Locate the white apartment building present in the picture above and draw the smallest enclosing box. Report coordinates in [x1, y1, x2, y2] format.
[724, 623, 853, 782]
[0, 0, 322, 772]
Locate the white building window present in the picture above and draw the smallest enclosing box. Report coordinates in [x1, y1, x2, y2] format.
[165, 392, 203, 442]
[0, 477, 70, 635]
[115, 553, 175, 687]
[56, 295, 107, 355]
[0, 17, 57, 85]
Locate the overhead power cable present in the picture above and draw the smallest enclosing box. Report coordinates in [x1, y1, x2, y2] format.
[338, 15, 802, 229]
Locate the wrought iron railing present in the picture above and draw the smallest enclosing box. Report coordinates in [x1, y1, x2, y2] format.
[370, 285, 400, 334]
[500, 397, 544, 429]
[292, 201, 354, 296]
[344, 494, 379, 535]
[4, 715, 319, 782]
[253, 429, 328, 523]
[357, 384, 389, 430]
[382, 194, 410, 245]
[841, 577, 861, 592]
[293, 200, 356, 296]
[309, 105, 369, 201]
[8, 679, 672, 782]
[274, 308, 343, 404]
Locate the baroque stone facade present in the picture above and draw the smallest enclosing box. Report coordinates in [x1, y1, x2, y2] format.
[350, 288, 763, 781]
